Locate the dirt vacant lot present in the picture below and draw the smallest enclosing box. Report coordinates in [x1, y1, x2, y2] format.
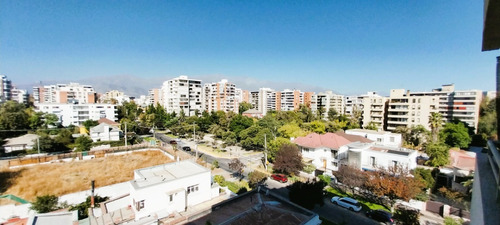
[0, 150, 173, 202]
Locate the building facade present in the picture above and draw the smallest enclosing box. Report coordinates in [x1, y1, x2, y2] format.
[35, 103, 117, 127]
[0, 75, 12, 103]
[202, 79, 239, 113]
[387, 84, 482, 132]
[33, 83, 97, 104]
[161, 76, 203, 116]
[316, 91, 345, 119]
[360, 92, 388, 130]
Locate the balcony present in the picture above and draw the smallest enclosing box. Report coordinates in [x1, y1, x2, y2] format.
[470, 142, 500, 225]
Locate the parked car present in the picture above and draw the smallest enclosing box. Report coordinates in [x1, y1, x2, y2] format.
[270, 174, 288, 183]
[366, 209, 394, 224]
[169, 140, 177, 144]
[330, 197, 362, 212]
[182, 146, 191, 151]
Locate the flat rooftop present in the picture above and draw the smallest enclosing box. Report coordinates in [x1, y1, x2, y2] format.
[189, 187, 319, 225]
[130, 160, 208, 190]
[369, 145, 414, 156]
[347, 129, 393, 135]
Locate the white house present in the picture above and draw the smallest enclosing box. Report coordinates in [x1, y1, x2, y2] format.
[345, 129, 402, 148]
[3, 134, 39, 153]
[293, 132, 372, 173]
[89, 123, 121, 142]
[346, 142, 418, 171]
[129, 160, 220, 220]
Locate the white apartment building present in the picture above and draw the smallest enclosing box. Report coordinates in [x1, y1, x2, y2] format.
[202, 79, 239, 113]
[387, 84, 482, 132]
[99, 90, 130, 105]
[249, 88, 275, 115]
[0, 75, 12, 103]
[33, 83, 97, 104]
[35, 103, 117, 127]
[89, 123, 122, 142]
[279, 89, 301, 111]
[344, 95, 363, 115]
[345, 129, 402, 148]
[161, 76, 203, 116]
[129, 160, 220, 220]
[11, 87, 28, 104]
[316, 91, 345, 119]
[360, 92, 387, 129]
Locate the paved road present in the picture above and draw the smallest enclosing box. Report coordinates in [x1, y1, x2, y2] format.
[263, 179, 379, 225]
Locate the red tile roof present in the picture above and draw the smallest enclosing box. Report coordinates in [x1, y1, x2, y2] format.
[98, 118, 120, 126]
[293, 132, 372, 149]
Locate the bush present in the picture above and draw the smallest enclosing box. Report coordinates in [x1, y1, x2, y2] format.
[248, 170, 267, 188]
[30, 195, 60, 213]
[288, 180, 325, 209]
[444, 217, 464, 225]
[393, 207, 420, 225]
[211, 160, 219, 170]
[303, 164, 316, 174]
[414, 168, 435, 190]
[69, 195, 109, 220]
[214, 175, 225, 186]
[317, 175, 331, 186]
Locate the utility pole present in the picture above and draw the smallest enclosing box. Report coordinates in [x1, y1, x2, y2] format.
[194, 123, 198, 159]
[264, 134, 268, 171]
[37, 136, 40, 154]
[124, 122, 127, 147]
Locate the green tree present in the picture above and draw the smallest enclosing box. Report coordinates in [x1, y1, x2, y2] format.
[228, 158, 245, 179]
[278, 122, 308, 138]
[238, 102, 253, 114]
[274, 144, 303, 175]
[248, 170, 267, 188]
[267, 137, 291, 162]
[288, 180, 325, 209]
[440, 122, 472, 148]
[414, 168, 435, 190]
[308, 120, 326, 134]
[54, 129, 74, 148]
[409, 125, 430, 149]
[82, 120, 99, 131]
[316, 107, 326, 120]
[327, 108, 339, 121]
[43, 113, 59, 128]
[364, 121, 379, 131]
[478, 98, 497, 139]
[0, 101, 29, 130]
[394, 208, 420, 225]
[28, 111, 45, 129]
[30, 195, 60, 213]
[75, 135, 93, 152]
[35, 133, 59, 152]
[429, 112, 443, 142]
[425, 142, 450, 167]
[229, 114, 254, 137]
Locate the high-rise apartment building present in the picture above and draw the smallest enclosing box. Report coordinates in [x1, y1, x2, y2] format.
[360, 92, 387, 130]
[345, 95, 364, 115]
[249, 88, 275, 115]
[203, 79, 239, 113]
[316, 91, 345, 119]
[279, 89, 301, 111]
[11, 87, 29, 104]
[161, 76, 203, 116]
[99, 90, 130, 105]
[33, 83, 97, 104]
[0, 75, 12, 103]
[387, 84, 482, 132]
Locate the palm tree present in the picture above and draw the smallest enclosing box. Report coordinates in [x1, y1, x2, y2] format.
[429, 112, 443, 142]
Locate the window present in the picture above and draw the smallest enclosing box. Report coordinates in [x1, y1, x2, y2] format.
[377, 138, 382, 142]
[370, 157, 376, 167]
[390, 137, 395, 142]
[169, 194, 173, 202]
[135, 200, 145, 211]
[187, 185, 199, 194]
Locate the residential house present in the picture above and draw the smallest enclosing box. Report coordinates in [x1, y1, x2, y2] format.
[293, 132, 372, 173]
[345, 129, 402, 148]
[128, 160, 220, 220]
[242, 109, 264, 119]
[89, 123, 121, 142]
[2, 134, 39, 153]
[346, 142, 417, 171]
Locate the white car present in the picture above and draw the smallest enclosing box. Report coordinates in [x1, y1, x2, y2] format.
[330, 197, 362, 212]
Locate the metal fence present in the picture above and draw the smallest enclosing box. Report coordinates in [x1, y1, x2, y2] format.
[486, 140, 500, 202]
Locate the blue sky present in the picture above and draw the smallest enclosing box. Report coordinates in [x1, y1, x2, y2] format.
[1, 1, 498, 96]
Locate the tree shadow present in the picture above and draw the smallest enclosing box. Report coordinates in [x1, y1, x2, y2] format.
[0, 168, 24, 194]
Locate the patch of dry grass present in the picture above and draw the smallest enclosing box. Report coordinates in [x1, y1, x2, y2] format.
[0, 151, 173, 202]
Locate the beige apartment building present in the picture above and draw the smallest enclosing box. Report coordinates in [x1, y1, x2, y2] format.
[203, 79, 239, 113]
[316, 91, 345, 119]
[360, 92, 388, 130]
[387, 84, 482, 132]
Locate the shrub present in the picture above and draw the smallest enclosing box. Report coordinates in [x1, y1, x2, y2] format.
[393, 207, 420, 225]
[248, 170, 267, 188]
[211, 160, 219, 170]
[303, 164, 316, 174]
[444, 217, 464, 225]
[317, 175, 331, 186]
[30, 195, 60, 213]
[69, 195, 109, 219]
[214, 175, 225, 186]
